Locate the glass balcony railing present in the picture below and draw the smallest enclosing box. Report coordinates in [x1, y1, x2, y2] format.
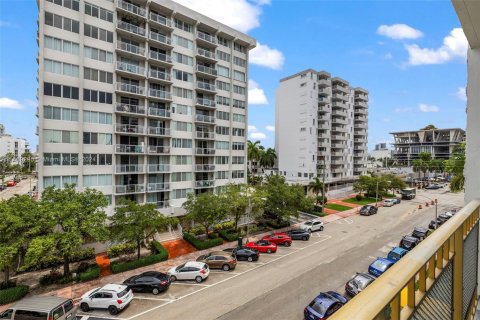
[115, 184, 145, 194]
[148, 107, 171, 118]
[115, 144, 145, 153]
[149, 69, 171, 81]
[117, 21, 146, 36]
[147, 182, 170, 192]
[195, 180, 215, 188]
[116, 0, 146, 17]
[116, 83, 145, 95]
[149, 51, 172, 63]
[195, 148, 215, 155]
[115, 103, 146, 115]
[115, 164, 145, 173]
[149, 31, 172, 45]
[148, 127, 171, 136]
[116, 61, 145, 76]
[195, 164, 215, 171]
[196, 64, 217, 76]
[117, 41, 145, 56]
[197, 82, 216, 91]
[195, 131, 215, 139]
[148, 164, 170, 173]
[196, 98, 216, 108]
[195, 114, 215, 123]
[149, 12, 172, 27]
[115, 124, 145, 134]
[147, 146, 170, 154]
[148, 88, 171, 100]
[197, 32, 217, 44]
[197, 48, 216, 59]
[331, 200, 480, 320]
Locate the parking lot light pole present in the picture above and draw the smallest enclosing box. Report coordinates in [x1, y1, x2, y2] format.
[375, 179, 379, 207]
[435, 198, 438, 229]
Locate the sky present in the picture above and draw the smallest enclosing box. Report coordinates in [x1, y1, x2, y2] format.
[0, 0, 468, 151]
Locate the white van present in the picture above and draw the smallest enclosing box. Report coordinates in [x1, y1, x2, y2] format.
[0, 296, 76, 320]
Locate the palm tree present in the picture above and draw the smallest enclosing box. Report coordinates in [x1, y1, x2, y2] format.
[260, 148, 277, 169]
[247, 140, 261, 173]
[419, 152, 432, 178]
[412, 159, 423, 179]
[308, 177, 325, 205]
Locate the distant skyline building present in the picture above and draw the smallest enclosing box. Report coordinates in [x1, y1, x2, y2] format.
[275, 69, 369, 196]
[0, 124, 29, 163]
[37, 0, 255, 216]
[390, 128, 465, 166]
[370, 142, 392, 160]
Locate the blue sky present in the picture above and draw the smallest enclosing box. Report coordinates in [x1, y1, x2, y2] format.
[0, 0, 468, 151]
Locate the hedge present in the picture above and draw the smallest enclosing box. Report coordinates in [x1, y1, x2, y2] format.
[0, 285, 29, 305]
[20, 247, 95, 272]
[111, 240, 168, 274]
[265, 220, 291, 229]
[78, 265, 100, 282]
[183, 232, 223, 250]
[107, 243, 136, 258]
[218, 229, 240, 242]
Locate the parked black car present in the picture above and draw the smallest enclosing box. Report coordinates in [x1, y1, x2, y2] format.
[399, 235, 420, 251]
[224, 247, 259, 262]
[439, 213, 451, 221]
[359, 205, 378, 216]
[425, 184, 441, 190]
[123, 271, 170, 295]
[285, 229, 310, 241]
[429, 218, 446, 230]
[411, 227, 429, 241]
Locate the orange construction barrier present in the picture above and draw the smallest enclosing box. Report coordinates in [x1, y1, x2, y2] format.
[419, 204, 422, 209]
[431, 201, 434, 205]
[426, 202, 429, 207]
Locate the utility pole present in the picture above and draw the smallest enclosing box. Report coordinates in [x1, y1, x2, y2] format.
[321, 157, 326, 215]
[435, 198, 438, 229]
[375, 178, 379, 207]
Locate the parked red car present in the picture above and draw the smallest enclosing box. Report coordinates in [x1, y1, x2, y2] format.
[6, 180, 16, 187]
[245, 240, 277, 253]
[262, 234, 292, 247]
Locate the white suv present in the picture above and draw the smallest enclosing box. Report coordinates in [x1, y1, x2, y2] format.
[383, 199, 396, 207]
[168, 261, 210, 283]
[80, 284, 133, 315]
[300, 220, 324, 233]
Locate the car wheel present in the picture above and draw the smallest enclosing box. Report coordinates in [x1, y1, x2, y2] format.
[319, 226, 324, 231]
[80, 303, 90, 312]
[284, 242, 290, 247]
[302, 236, 308, 241]
[169, 275, 177, 282]
[152, 287, 160, 295]
[267, 248, 272, 253]
[222, 264, 230, 271]
[247, 256, 253, 262]
[108, 306, 118, 315]
[195, 276, 203, 283]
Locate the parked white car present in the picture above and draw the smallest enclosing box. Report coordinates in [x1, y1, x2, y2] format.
[168, 261, 210, 283]
[383, 199, 396, 207]
[80, 284, 133, 315]
[300, 220, 324, 233]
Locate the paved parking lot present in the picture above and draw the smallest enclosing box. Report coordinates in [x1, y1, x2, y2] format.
[75, 189, 463, 320]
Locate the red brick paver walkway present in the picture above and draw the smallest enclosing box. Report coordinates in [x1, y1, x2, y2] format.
[162, 239, 197, 259]
[95, 253, 112, 277]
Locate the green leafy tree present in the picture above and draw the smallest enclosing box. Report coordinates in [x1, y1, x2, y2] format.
[21, 152, 36, 174]
[353, 175, 371, 196]
[222, 184, 265, 231]
[183, 192, 228, 236]
[420, 124, 438, 130]
[382, 174, 406, 193]
[308, 177, 325, 205]
[261, 175, 306, 223]
[247, 140, 262, 174]
[260, 148, 277, 169]
[25, 185, 108, 275]
[0, 195, 48, 283]
[419, 152, 432, 177]
[0, 153, 14, 184]
[110, 199, 178, 260]
[444, 143, 465, 192]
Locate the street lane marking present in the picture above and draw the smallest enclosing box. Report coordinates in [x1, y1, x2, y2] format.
[126, 234, 332, 320]
[77, 313, 127, 320]
[133, 297, 174, 302]
[170, 282, 209, 287]
[369, 256, 376, 259]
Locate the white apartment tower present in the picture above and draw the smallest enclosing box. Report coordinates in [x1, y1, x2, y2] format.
[275, 69, 369, 193]
[37, 0, 256, 215]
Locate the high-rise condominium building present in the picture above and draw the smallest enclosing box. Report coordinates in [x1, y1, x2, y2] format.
[275, 69, 369, 194]
[390, 128, 465, 166]
[37, 0, 256, 215]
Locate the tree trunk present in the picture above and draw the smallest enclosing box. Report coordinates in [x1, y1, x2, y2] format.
[137, 240, 141, 260]
[234, 213, 239, 232]
[63, 256, 70, 276]
[204, 225, 209, 237]
[4, 267, 10, 284]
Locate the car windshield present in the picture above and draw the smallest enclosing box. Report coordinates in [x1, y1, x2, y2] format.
[403, 239, 413, 246]
[175, 263, 185, 271]
[309, 299, 328, 316]
[355, 276, 371, 289]
[389, 252, 400, 260]
[117, 288, 129, 298]
[305, 221, 313, 225]
[371, 260, 388, 271]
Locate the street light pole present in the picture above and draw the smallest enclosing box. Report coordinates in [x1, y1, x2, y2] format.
[375, 179, 379, 207]
[321, 157, 326, 214]
[435, 198, 438, 229]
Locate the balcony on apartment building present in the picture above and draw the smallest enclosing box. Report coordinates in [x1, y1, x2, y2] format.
[115, 123, 145, 135]
[196, 64, 218, 77]
[116, 61, 146, 78]
[332, 84, 349, 94]
[117, 20, 146, 38]
[196, 81, 216, 93]
[116, 41, 145, 57]
[115, 82, 145, 96]
[116, 0, 146, 18]
[115, 183, 145, 194]
[195, 114, 215, 123]
[196, 48, 217, 62]
[147, 126, 171, 137]
[149, 31, 172, 47]
[355, 108, 368, 115]
[195, 147, 216, 155]
[147, 182, 170, 192]
[317, 78, 330, 87]
[148, 69, 172, 83]
[196, 97, 216, 108]
[196, 31, 217, 46]
[147, 145, 170, 154]
[149, 12, 173, 29]
[195, 164, 216, 172]
[115, 144, 145, 154]
[195, 179, 215, 188]
[147, 200, 170, 209]
[115, 103, 146, 116]
[148, 106, 171, 118]
[195, 131, 215, 140]
[148, 88, 172, 101]
[115, 164, 146, 174]
[354, 93, 368, 101]
[332, 110, 348, 117]
[355, 101, 368, 108]
[332, 93, 348, 101]
[149, 51, 173, 65]
[332, 101, 348, 109]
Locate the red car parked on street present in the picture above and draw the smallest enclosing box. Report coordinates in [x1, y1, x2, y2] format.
[262, 234, 292, 247]
[245, 240, 277, 253]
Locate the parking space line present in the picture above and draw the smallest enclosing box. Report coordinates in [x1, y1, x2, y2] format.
[126, 234, 332, 320]
[78, 313, 128, 320]
[133, 297, 174, 302]
[170, 282, 209, 287]
[209, 271, 242, 275]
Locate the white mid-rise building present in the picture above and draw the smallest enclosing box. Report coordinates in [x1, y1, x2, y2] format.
[275, 69, 368, 195]
[0, 135, 29, 164]
[37, 0, 255, 215]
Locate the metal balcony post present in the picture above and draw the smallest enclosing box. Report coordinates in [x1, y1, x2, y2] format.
[452, 227, 463, 320]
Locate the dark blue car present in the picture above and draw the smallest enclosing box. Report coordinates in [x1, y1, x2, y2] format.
[304, 291, 347, 320]
[368, 257, 394, 277]
[387, 247, 408, 263]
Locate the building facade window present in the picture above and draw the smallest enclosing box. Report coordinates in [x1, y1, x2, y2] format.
[216, 126, 230, 135]
[83, 89, 113, 104]
[234, 43, 247, 54]
[44, 12, 80, 33]
[172, 155, 192, 165]
[233, 71, 246, 82]
[217, 36, 230, 48]
[173, 52, 193, 65]
[233, 56, 246, 68]
[44, 36, 79, 55]
[43, 153, 79, 166]
[83, 174, 112, 187]
[172, 35, 193, 49]
[172, 188, 193, 199]
[233, 113, 246, 123]
[233, 85, 246, 95]
[172, 103, 191, 115]
[232, 156, 245, 164]
[216, 80, 230, 92]
[83, 132, 113, 145]
[84, 67, 113, 83]
[172, 121, 192, 132]
[232, 128, 245, 137]
[44, 82, 79, 100]
[173, 69, 193, 82]
[46, 0, 79, 11]
[232, 142, 245, 150]
[83, 111, 112, 124]
[233, 99, 246, 109]
[43, 175, 78, 189]
[43, 130, 79, 143]
[43, 106, 79, 121]
[174, 18, 192, 32]
[215, 156, 229, 165]
[84, 46, 113, 63]
[232, 170, 245, 178]
[216, 110, 230, 121]
[172, 87, 193, 99]
[83, 153, 113, 165]
[171, 172, 192, 182]
[215, 171, 229, 179]
[84, 23, 113, 43]
[84, 2, 113, 22]
[216, 96, 230, 106]
[215, 141, 229, 149]
[172, 138, 192, 148]
[217, 65, 230, 78]
[217, 50, 231, 62]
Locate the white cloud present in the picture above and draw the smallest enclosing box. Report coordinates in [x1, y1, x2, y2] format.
[250, 132, 267, 140]
[0, 97, 23, 109]
[24, 99, 37, 108]
[383, 52, 393, 60]
[172, 0, 268, 33]
[456, 87, 467, 101]
[265, 125, 275, 132]
[248, 80, 269, 105]
[405, 28, 468, 65]
[377, 24, 423, 40]
[250, 42, 285, 70]
[248, 125, 267, 141]
[418, 103, 439, 113]
[394, 107, 413, 113]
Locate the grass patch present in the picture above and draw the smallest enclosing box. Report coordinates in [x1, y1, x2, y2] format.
[324, 203, 352, 212]
[342, 197, 379, 205]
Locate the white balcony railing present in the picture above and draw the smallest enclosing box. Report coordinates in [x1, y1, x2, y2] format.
[149, 50, 172, 63]
[148, 127, 171, 136]
[148, 164, 170, 173]
[148, 88, 171, 100]
[197, 48, 216, 59]
[148, 107, 170, 118]
[115, 103, 146, 115]
[117, 41, 145, 56]
[195, 114, 215, 123]
[197, 82, 216, 91]
[195, 164, 215, 171]
[115, 164, 145, 173]
[116, 61, 145, 76]
[115, 184, 145, 194]
[149, 12, 172, 27]
[196, 64, 217, 76]
[147, 200, 170, 209]
[196, 98, 216, 108]
[147, 182, 170, 192]
[115, 144, 145, 153]
[149, 31, 172, 45]
[147, 146, 170, 154]
[116, 83, 145, 95]
[197, 31, 217, 44]
[115, 124, 145, 134]
[195, 131, 215, 139]
[117, 21, 146, 36]
[195, 180, 214, 188]
[149, 69, 171, 81]
[195, 148, 215, 155]
[116, 0, 146, 17]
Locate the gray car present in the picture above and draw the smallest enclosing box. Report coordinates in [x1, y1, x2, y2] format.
[0, 296, 76, 320]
